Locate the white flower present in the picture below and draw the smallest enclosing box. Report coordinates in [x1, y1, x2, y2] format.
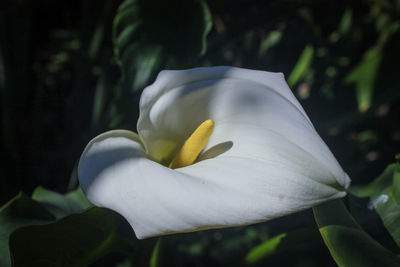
[78, 66, 351, 239]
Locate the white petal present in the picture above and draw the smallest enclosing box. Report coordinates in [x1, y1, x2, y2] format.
[138, 66, 310, 163]
[78, 133, 346, 239]
[138, 66, 350, 188]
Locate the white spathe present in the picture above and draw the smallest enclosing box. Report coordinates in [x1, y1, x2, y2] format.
[78, 66, 351, 239]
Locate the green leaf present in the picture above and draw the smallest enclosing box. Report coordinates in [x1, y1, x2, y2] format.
[338, 8, 352, 35]
[345, 46, 382, 112]
[313, 199, 400, 266]
[113, 0, 212, 91]
[376, 185, 400, 249]
[350, 163, 398, 198]
[111, 0, 212, 128]
[350, 163, 400, 248]
[1, 188, 92, 266]
[9, 207, 133, 267]
[319, 225, 400, 267]
[287, 45, 314, 86]
[344, 21, 399, 113]
[258, 29, 283, 57]
[31, 186, 92, 219]
[0, 193, 55, 267]
[244, 228, 320, 265]
[149, 238, 162, 267]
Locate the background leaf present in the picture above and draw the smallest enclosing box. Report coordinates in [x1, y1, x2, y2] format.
[313, 199, 400, 267]
[0, 187, 93, 266]
[111, 0, 212, 128]
[344, 20, 399, 112]
[350, 163, 400, 248]
[287, 45, 314, 87]
[243, 228, 320, 265]
[345, 46, 382, 112]
[150, 238, 162, 267]
[9, 207, 134, 267]
[31, 186, 91, 219]
[0, 193, 55, 266]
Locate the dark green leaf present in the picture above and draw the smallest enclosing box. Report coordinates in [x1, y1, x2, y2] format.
[9, 207, 133, 267]
[313, 199, 400, 266]
[111, 0, 212, 128]
[1, 187, 93, 267]
[338, 8, 352, 35]
[0, 193, 55, 267]
[350, 164, 398, 198]
[149, 238, 162, 267]
[258, 29, 283, 57]
[350, 163, 400, 248]
[244, 228, 320, 265]
[287, 45, 313, 86]
[344, 21, 398, 112]
[113, 0, 212, 91]
[31, 186, 91, 219]
[345, 46, 382, 112]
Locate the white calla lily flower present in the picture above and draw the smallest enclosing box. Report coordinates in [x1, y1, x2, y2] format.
[78, 66, 350, 239]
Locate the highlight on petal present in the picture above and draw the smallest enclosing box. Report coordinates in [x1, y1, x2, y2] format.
[78, 66, 351, 239]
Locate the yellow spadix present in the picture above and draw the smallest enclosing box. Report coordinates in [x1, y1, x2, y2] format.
[169, 119, 214, 169]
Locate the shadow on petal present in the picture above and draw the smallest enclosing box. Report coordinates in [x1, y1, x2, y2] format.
[79, 147, 144, 191]
[198, 141, 233, 161]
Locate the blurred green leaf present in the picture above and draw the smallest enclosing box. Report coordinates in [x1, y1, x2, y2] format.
[113, 0, 212, 91]
[150, 238, 162, 267]
[32, 186, 92, 219]
[116, 258, 134, 267]
[0, 193, 55, 267]
[258, 29, 283, 57]
[287, 45, 313, 86]
[338, 8, 352, 35]
[111, 0, 211, 128]
[350, 163, 400, 248]
[345, 20, 399, 113]
[313, 199, 400, 266]
[244, 228, 320, 265]
[9, 207, 133, 267]
[91, 74, 109, 127]
[345, 46, 382, 113]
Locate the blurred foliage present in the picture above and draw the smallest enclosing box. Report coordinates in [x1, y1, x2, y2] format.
[111, 0, 211, 128]
[243, 228, 321, 265]
[287, 45, 314, 87]
[149, 239, 162, 267]
[1, 0, 400, 266]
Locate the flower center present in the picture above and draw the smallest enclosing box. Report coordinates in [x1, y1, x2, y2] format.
[169, 119, 215, 169]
